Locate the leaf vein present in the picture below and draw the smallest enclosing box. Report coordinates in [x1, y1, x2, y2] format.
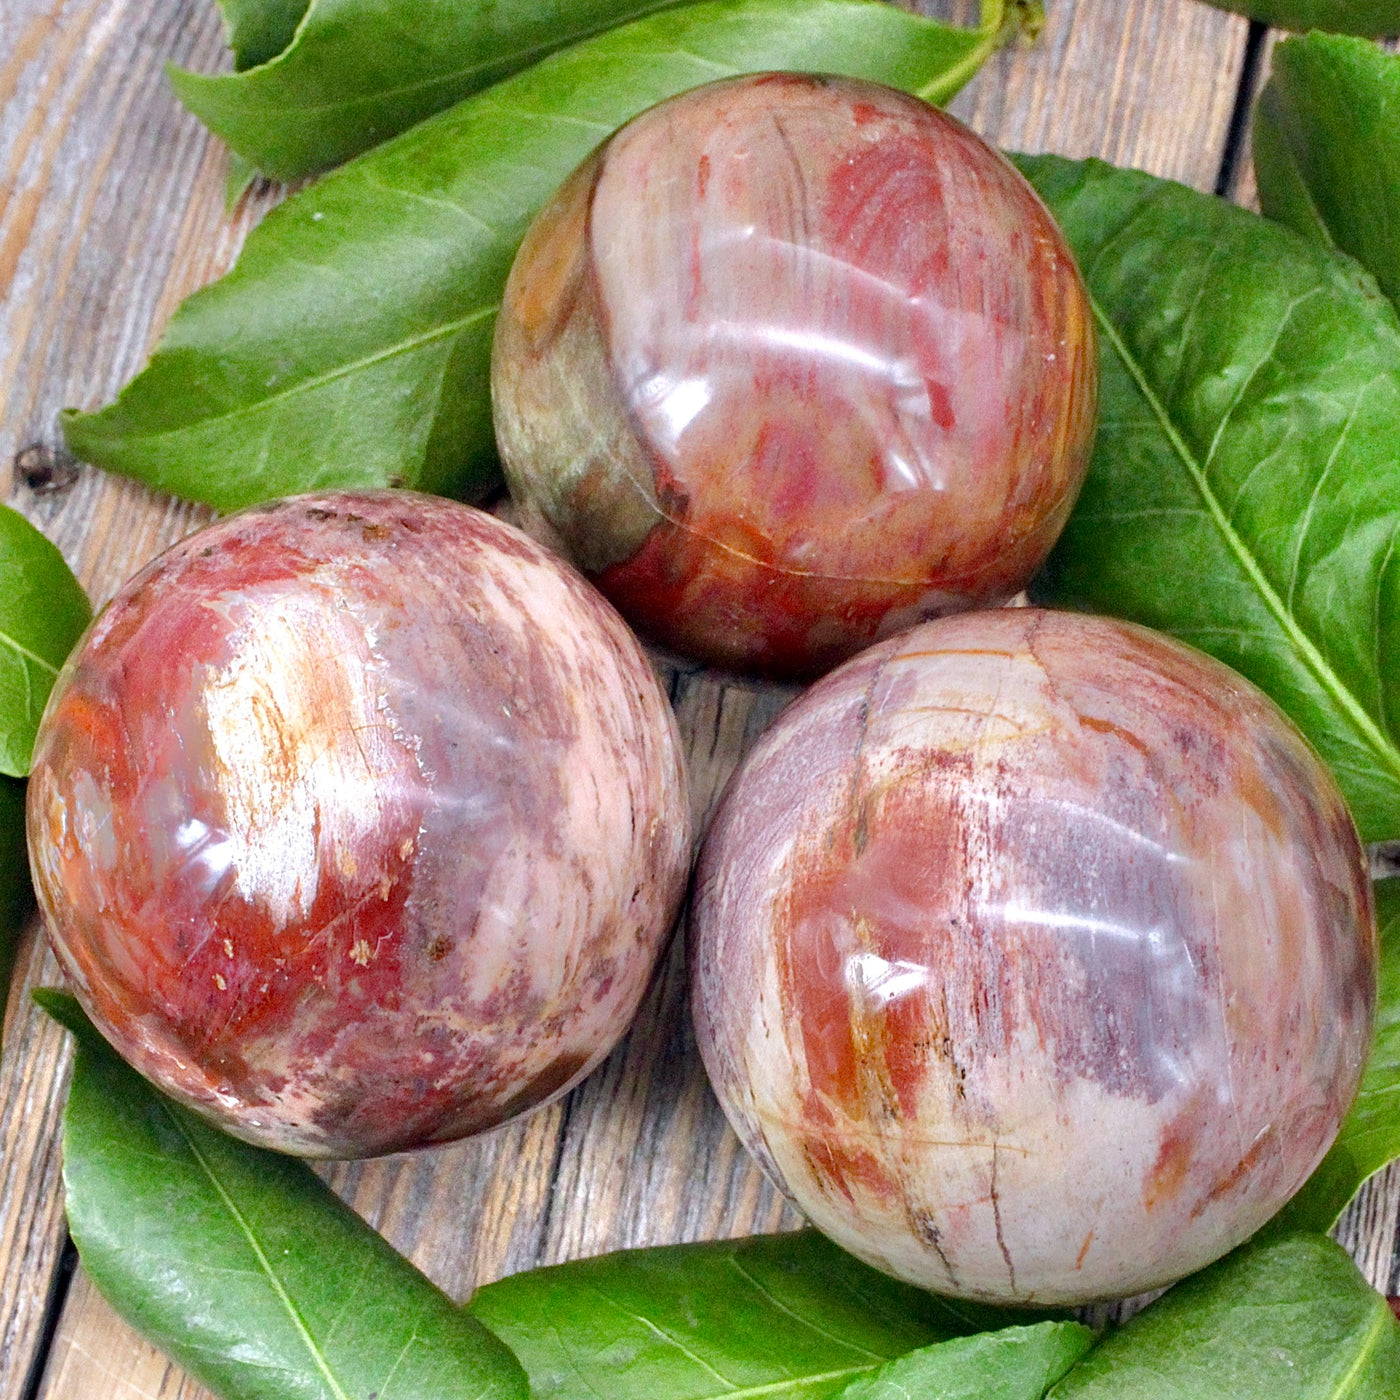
[223, 0, 681, 119]
[1331, 1295, 1391, 1398]
[587, 1288, 738, 1392]
[724, 1256, 886, 1363]
[1090, 296, 1400, 789]
[1285, 378, 1372, 613]
[82, 307, 497, 446]
[0, 629, 61, 679]
[1203, 285, 1326, 480]
[165, 1112, 355, 1400]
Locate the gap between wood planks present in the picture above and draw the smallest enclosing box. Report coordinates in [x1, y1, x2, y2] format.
[15, 1241, 74, 1400]
[1214, 20, 1268, 197]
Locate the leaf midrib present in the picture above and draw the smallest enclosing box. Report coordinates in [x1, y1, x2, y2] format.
[1090, 297, 1400, 787]
[203, 0, 685, 121]
[581, 1282, 887, 1397]
[167, 1110, 355, 1400]
[1330, 1295, 1392, 1398]
[221, 0, 1002, 124]
[78, 306, 496, 446]
[0, 627, 61, 677]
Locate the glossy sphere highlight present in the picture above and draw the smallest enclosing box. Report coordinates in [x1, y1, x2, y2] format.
[493, 74, 1097, 679]
[28, 493, 690, 1158]
[691, 610, 1375, 1304]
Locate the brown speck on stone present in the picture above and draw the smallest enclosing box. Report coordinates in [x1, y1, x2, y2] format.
[213, 973, 227, 991]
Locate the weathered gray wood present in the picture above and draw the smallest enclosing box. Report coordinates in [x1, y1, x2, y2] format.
[946, 0, 1250, 190]
[2, 2, 1391, 1398]
[0, 4, 234, 1387]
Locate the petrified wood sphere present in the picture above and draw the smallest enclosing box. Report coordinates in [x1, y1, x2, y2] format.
[28, 492, 690, 1158]
[690, 610, 1375, 1304]
[493, 74, 1097, 679]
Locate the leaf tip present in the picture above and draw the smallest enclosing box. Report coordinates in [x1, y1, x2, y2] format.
[32, 986, 88, 1037]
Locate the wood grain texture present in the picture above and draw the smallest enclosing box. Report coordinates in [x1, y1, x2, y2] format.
[945, 0, 1250, 189]
[0, 1, 1391, 1397]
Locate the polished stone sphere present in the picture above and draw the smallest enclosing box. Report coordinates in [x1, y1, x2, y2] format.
[690, 609, 1375, 1304]
[28, 492, 691, 1158]
[493, 74, 1098, 680]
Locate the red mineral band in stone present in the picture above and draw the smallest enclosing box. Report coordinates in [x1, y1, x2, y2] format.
[690, 609, 1376, 1306]
[27, 491, 691, 1159]
[493, 73, 1097, 679]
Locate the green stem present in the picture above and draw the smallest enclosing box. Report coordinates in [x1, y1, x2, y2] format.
[917, 0, 1044, 105]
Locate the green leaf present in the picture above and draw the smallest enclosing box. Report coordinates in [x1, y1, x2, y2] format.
[226, 149, 261, 208]
[41, 990, 529, 1400]
[831, 1322, 1095, 1400]
[1018, 154, 1400, 843]
[63, 0, 1017, 512]
[1274, 880, 1400, 1233]
[1204, 1, 1400, 34]
[175, 0, 692, 182]
[1048, 1234, 1400, 1398]
[220, 0, 311, 70]
[0, 777, 31, 1051]
[468, 1230, 1022, 1400]
[0, 504, 91, 777]
[1255, 35, 1400, 313]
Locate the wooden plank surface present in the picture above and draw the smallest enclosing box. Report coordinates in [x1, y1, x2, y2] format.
[1, 2, 1393, 1397]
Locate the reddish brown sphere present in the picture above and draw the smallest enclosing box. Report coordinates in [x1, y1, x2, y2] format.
[690, 610, 1375, 1304]
[492, 74, 1097, 680]
[28, 492, 691, 1158]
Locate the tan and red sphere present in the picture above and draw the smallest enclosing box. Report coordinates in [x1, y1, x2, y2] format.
[690, 609, 1375, 1305]
[492, 73, 1098, 679]
[27, 492, 691, 1158]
